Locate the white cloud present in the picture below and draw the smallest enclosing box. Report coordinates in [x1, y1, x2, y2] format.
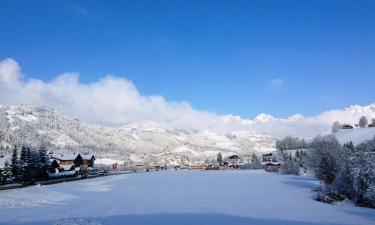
[271, 78, 283, 87]
[0, 58, 21, 87]
[0, 58, 374, 138]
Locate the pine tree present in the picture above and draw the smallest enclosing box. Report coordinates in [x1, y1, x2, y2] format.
[295, 150, 300, 159]
[0, 168, 2, 184]
[301, 139, 308, 149]
[0, 161, 13, 185]
[11, 146, 18, 181]
[217, 152, 223, 164]
[19, 146, 29, 184]
[37, 146, 49, 180]
[343, 141, 355, 152]
[27, 148, 38, 182]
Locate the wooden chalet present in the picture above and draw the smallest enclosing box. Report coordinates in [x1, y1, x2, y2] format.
[264, 162, 281, 172]
[191, 165, 207, 170]
[262, 153, 274, 162]
[227, 155, 240, 162]
[51, 152, 95, 168]
[342, 124, 354, 129]
[81, 154, 96, 167]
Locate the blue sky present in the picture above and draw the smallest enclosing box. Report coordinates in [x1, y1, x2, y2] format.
[0, 0, 374, 119]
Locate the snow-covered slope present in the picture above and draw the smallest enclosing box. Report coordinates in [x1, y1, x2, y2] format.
[334, 128, 375, 145]
[0, 171, 374, 225]
[0, 105, 276, 164]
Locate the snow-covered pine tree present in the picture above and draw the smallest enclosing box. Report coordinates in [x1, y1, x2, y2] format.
[10, 146, 19, 181]
[38, 146, 49, 180]
[295, 150, 300, 159]
[217, 152, 223, 164]
[28, 148, 39, 182]
[343, 141, 355, 152]
[18, 146, 29, 184]
[301, 139, 309, 149]
[0, 160, 13, 185]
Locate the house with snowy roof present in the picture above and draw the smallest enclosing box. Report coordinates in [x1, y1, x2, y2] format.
[51, 152, 95, 168]
[81, 154, 96, 168]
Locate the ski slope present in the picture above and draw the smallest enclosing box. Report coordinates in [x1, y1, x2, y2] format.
[0, 171, 374, 225]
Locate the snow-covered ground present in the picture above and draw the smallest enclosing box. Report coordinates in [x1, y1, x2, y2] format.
[95, 158, 124, 166]
[0, 171, 374, 225]
[335, 127, 375, 145]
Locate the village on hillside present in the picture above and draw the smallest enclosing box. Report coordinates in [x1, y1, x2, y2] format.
[1, 116, 375, 190]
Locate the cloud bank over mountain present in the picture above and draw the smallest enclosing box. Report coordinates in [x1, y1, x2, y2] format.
[0, 58, 374, 138]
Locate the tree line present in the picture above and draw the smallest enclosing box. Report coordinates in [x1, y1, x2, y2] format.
[0, 146, 49, 185]
[306, 135, 375, 208]
[332, 116, 375, 133]
[275, 133, 375, 208]
[276, 137, 309, 151]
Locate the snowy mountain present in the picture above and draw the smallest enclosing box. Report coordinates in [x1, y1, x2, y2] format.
[0, 105, 276, 165]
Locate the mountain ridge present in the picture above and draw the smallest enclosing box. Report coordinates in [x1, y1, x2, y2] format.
[0, 105, 276, 165]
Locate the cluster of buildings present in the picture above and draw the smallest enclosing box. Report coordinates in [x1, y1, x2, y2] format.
[261, 149, 307, 172]
[49, 152, 96, 176]
[190, 155, 246, 171]
[261, 152, 282, 172]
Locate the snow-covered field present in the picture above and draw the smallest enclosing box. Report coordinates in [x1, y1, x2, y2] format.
[0, 171, 374, 225]
[335, 127, 375, 145]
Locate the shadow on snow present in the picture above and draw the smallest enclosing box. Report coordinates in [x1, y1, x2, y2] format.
[6, 213, 359, 225]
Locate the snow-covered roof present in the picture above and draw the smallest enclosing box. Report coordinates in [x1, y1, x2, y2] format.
[0, 155, 11, 169]
[52, 152, 80, 161]
[81, 154, 95, 160]
[60, 164, 75, 171]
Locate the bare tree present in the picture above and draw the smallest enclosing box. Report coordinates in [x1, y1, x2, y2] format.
[332, 121, 341, 133]
[359, 116, 368, 128]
